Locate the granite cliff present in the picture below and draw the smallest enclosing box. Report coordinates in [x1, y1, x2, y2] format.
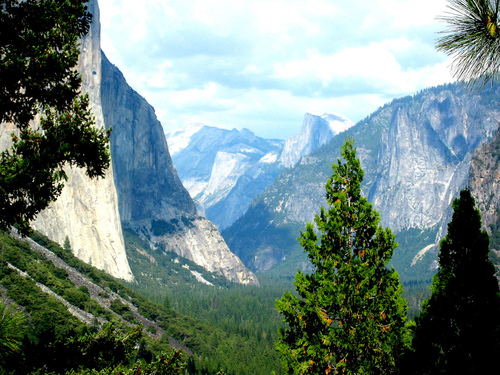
[279, 112, 354, 168]
[2, 0, 256, 285]
[223, 84, 500, 277]
[28, 0, 134, 282]
[100, 45, 257, 285]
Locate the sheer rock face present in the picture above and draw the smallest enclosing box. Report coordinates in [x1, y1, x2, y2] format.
[31, 0, 134, 282]
[101, 53, 196, 223]
[224, 85, 500, 273]
[279, 112, 354, 168]
[278, 88, 500, 233]
[369, 90, 491, 232]
[100, 47, 258, 286]
[468, 128, 500, 251]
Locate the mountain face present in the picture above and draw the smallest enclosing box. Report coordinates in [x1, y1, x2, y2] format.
[0, 0, 256, 285]
[222, 84, 500, 276]
[166, 125, 284, 229]
[166, 113, 354, 230]
[22, 0, 134, 282]
[468, 128, 500, 273]
[100, 51, 257, 285]
[279, 112, 354, 168]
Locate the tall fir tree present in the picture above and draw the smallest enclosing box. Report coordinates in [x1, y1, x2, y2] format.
[276, 139, 409, 375]
[407, 189, 500, 374]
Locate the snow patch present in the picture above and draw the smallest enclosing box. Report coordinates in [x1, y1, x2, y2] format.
[259, 151, 279, 164]
[166, 123, 204, 156]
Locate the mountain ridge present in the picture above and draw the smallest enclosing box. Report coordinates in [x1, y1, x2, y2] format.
[222, 83, 500, 277]
[166, 112, 354, 230]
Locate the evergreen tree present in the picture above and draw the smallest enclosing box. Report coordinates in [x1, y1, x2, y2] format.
[276, 139, 409, 375]
[0, 300, 26, 366]
[407, 189, 500, 374]
[436, 0, 500, 88]
[0, 0, 111, 234]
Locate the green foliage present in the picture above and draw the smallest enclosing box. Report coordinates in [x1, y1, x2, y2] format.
[110, 299, 138, 324]
[0, 232, 189, 373]
[0, 0, 111, 234]
[67, 349, 185, 375]
[0, 300, 26, 366]
[123, 228, 286, 374]
[406, 190, 500, 374]
[436, 0, 500, 88]
[0, 0, 91, 126]
[276, 139, 410, 375]
[2, 230, 288, 374]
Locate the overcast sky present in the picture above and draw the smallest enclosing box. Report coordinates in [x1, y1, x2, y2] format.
[99, 0, 454, 139]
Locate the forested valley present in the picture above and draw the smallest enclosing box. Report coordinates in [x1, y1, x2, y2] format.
[0, 224, 436, 375]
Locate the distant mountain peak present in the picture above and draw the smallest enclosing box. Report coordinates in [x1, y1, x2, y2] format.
[319, 112, 355, 134]
[279, 112, 355, 168]
[166, 111, 354, 230]
[166, 123, 205, 156]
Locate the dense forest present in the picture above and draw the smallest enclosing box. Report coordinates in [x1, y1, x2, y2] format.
[0, 230, 286, 374]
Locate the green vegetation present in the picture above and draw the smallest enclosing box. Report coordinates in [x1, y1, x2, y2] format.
[123, 227, 286, 374]
[276, 140, 410, 374]
[0, 300, 26, 368]
[436, 0, 500, 88]
[0, 230, 292, 374]
[405, 190, 500, 374]
[0, 0, 111, 234]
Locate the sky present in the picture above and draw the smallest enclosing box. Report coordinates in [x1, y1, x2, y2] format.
[99, 0, 455, 140]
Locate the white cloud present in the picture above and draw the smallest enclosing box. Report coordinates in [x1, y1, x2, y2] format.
[99, 0, 453, 139]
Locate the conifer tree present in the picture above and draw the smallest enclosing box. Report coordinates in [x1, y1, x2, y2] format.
[0, 0, 111, 234]
[436, 0, 500, 88]
[408, 189, 500, 374]
[276, 139, 409, 375]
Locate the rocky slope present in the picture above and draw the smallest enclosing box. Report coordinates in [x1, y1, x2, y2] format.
[223, 84, 500, 277]
[166, 112, 353, 230]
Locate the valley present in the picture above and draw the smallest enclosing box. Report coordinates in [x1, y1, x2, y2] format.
[2, 0, 500, 374]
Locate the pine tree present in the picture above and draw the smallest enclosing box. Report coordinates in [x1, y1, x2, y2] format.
[276, 139, 409, 375]
[436, 0, 500, 88]
[0, 0, 111, 234]
[408, 189, 500, 374]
